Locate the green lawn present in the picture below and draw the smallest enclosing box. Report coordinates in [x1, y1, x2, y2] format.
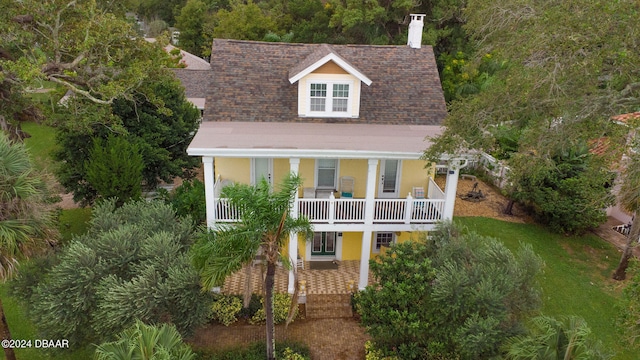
[457, 217, 633, 359]
[58, 208, 92, 243]
[0, 285, 95, 360]
[22, 121, 58, 171]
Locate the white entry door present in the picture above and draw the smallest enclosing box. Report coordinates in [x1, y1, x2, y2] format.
[252, 158, 273, 185]
[378, 159, 401, 198]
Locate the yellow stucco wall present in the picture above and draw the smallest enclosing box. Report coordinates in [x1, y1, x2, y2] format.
[338, 159, 368, 197]
[399, 159, 433, 198]
[299, 159, 315, 189]
[214, 158, 436, 200]
[313, 61, 348, 74]
[273, 158, 289, 184]
[215, 158, 251, 184]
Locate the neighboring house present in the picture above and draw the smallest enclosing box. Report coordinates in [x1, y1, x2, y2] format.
[145, 38, 211, 116]
[186, 15, 465, 292]
[607, 111, 640, 226]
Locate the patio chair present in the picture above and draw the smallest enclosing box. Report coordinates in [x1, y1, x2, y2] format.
[340, 176, 355, 198]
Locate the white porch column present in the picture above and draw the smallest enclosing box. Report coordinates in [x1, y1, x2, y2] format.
[359, 159, 378, 290]
[442, 160, 461, 221]
[288, 158, 300, 294]
[202, 156, 216, 228]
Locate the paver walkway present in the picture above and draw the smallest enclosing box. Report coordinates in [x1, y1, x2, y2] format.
[188, 318, 369, 360]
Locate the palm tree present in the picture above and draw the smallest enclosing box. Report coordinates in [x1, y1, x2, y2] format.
[613, 150, 640, 280]
[191, 173, 312, 360]
[0, 133, 55, 360]
[94, 320, 195, 360]
[503, 315, 611, 359]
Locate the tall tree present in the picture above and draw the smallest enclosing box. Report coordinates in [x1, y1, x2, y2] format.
[425, 0, 640, 230]
[175, 0, 209, 57]
[211, 0, 277, 41]
[191, 173, 313, 360]
[0, 0, 184, 140]
[54, 70, 200, 206]
[0, 133, 56, 360]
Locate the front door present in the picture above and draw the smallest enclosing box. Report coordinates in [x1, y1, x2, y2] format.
[252, 158, 273, 185]
[378, 159, 401, 198]
[312, 232, 336, 256]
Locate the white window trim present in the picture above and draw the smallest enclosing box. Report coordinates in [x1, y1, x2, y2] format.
[307, 80, 353, 117]
[314, 159, 339, 190]
[372, 232, 396, 254]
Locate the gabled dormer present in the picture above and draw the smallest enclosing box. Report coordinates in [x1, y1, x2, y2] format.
[288, 44, 372, 118]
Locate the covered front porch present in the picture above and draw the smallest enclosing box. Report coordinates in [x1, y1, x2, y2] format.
[220, 260, 372, 295]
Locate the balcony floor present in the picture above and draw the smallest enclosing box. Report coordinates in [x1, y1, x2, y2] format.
[220, 260, 373, 295]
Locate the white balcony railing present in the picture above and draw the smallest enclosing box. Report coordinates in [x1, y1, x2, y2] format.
[212, 196, 444, 225]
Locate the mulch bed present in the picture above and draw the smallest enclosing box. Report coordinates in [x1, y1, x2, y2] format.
[188, 318, 369, 360]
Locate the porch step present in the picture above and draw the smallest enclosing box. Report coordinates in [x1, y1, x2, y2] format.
[305, 294, 353, 319]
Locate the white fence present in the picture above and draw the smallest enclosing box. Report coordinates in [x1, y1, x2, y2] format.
[468, 152, 511, 189]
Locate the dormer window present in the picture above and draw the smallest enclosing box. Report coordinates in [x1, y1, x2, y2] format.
[289, 44, 371, 119]
[309, 82, 352, 115]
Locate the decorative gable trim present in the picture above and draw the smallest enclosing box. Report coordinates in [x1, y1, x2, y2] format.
[289, 52, 372, 86]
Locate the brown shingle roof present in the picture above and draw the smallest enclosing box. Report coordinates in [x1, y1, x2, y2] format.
[288, 43, 366, 82]
[204, 39, 446, 125]
[171, 69, 212, 99]
[612, 112, 640, 125]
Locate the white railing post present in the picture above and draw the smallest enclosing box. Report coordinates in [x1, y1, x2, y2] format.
[404, 193, 413, 224]
[203, 156, 216, 228]
[328, 193, 335, 224]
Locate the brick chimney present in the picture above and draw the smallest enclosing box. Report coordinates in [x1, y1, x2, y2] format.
[407, 14, 426, 49]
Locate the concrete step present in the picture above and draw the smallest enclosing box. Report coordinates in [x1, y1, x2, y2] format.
[305, 294, 353, 319]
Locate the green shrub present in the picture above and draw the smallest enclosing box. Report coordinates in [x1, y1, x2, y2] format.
[250, 293, 296, 325]
[85, 134, 144, 207]
[365, 341, 400, 360]
[238, 293, 262, 319]
[196, 340, 310, 360]
[210, 295, 243, 326]
[160, 179, 206, 225]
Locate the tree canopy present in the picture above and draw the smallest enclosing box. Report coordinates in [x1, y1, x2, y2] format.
[53, 69, 200, 206]
[425, 0, 640, 233]
[428, 0, 640, 157]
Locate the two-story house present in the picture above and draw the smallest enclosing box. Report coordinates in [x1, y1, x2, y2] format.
[187, 15, 465, 292]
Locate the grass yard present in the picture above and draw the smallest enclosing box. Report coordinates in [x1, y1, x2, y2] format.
[22, 121, 58, 171]
[58, 208, 92, 243]
[458, 217, 634, 359]
[0, 285, 95, 360]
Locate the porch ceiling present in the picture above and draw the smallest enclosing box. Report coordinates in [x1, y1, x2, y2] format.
[187, 121, 443, 159]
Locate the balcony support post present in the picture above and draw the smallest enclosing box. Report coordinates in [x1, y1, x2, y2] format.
[288, 158, 300, 294]
[443, 160, 461, 221]
[359, 159, 379, 290]
[203, 156, 216, 228]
